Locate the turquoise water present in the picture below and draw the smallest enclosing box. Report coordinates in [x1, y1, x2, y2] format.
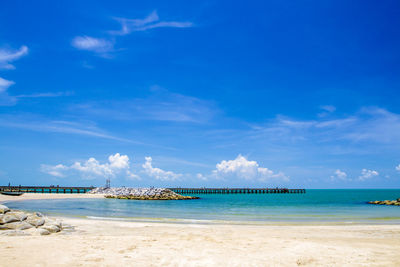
[5, 189, 400, 224]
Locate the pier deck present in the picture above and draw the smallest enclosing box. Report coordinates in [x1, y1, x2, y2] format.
[169, 188, 306, 194]
[0, 186, 306, 194]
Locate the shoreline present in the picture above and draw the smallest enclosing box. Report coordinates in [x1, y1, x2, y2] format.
[2, 193, 400, 226]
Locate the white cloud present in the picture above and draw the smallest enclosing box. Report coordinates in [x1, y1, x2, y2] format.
[359, 169, 379, 181]
[0, 45, 28, 69]
[142, 156, 182, 181]
[0, 77, 15, 93]
[110, 10, 193, 35]
[396, 164, 400, 172]
[71, 36, 114, 54]
[210, 155, 289, 182]
[40, 164, 68, 177]
[330, 169, 347, 181]
[196, 173, 207, 181]
[41, 153, 139, 180]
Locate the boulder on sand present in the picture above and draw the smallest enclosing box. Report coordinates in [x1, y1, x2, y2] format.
[26, 215, 45, 227]
[0, 221, 33, 230]
[0, 207, 69, 236]
[0, 230, 30, 236]
[0, 204, 10, 214]
[0, 213, 20, 224]
[41, 224, 61, 233]
[37, 228, 50, 235]
[5, 211, 28, 222]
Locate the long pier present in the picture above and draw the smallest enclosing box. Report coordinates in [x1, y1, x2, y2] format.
[0, 186, 306, 194]
[0, 185, 95, 194]
[169, 188, 306, 194]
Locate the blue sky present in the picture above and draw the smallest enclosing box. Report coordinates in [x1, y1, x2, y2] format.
[1, 0, 400, 188]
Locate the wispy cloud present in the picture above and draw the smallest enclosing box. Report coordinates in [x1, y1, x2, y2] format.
[71, 36, 114, 56]
[318, 105, 336, 117]
[0, 44, 29, 105]
[15, 91, 74, 98]
[72, 11, 192, 60]
[0, 45, 28, 69]
[248, 107, 400, 147]
[0, 77, 15, 93]
[0, 90, 73, 107]
[0, 116, 137, 143]
[70, 87, 217, 123]
[110, 10, 193, 35]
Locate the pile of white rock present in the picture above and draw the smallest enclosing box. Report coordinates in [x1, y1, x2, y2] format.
[0, 204, 74, 236]
[88, 187, 199, 200]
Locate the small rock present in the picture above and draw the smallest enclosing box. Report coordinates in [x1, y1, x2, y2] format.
[0, 214, 19, 224]
[45, 219, 62, 228]
[17, 221, 33, 230]
[41, 224, 61, 233]
[26, 215, 45, 227]
[37, 228, 50, 235]
[5, 211, 27, 222]
[0, 230, 29, 236]
[0, 204, 10, 214]
[0, 221, 20, 230]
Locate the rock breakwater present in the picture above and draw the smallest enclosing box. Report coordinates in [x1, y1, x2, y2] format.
[368, 198, 400, 206]
[88, 187, 199, 200]
[0, 204, 74, 236]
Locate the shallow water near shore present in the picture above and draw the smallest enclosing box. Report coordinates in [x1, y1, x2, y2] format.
[5, 189, 400, 224]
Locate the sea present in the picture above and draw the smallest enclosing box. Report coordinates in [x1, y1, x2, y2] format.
[5, 189, 400, 225]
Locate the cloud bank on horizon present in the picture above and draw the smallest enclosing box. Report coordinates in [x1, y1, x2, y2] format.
[41, 153, 290, 185]
[40, 153, 396, 186]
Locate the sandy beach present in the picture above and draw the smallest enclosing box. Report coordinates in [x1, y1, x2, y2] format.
[1, 194, 400, 266]
[0, 193, 104, 203]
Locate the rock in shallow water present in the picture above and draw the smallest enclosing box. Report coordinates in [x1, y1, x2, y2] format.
[368, 198, 400, 206]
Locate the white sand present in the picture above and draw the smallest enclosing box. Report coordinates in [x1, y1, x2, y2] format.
[1, 194, 400, 266]
[0, 193, 104, 203]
